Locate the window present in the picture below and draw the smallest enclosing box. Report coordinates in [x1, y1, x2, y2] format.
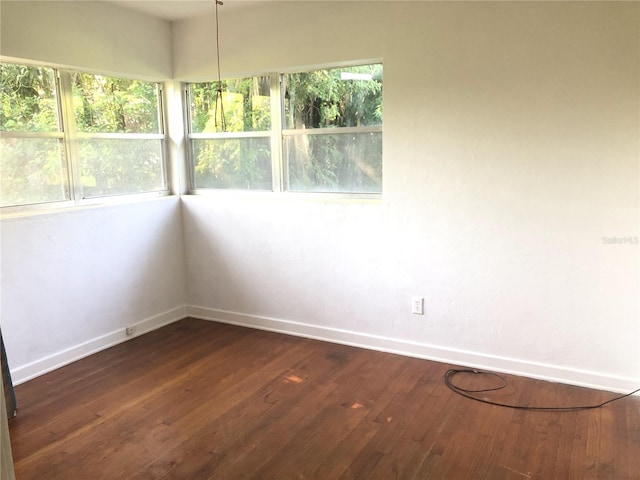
[282, 64, 383, 193]
[188, 76, 273, 190]
[0, 64, 68, 207]
[70, 72, 166, 198]
[0, 62, 167, 209]
[186, 63, 383, 194]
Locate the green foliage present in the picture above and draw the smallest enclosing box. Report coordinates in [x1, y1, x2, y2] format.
[189, 76, 271, 133]
[0, 138, 68, 207]
[2, 61, 384, 205]
[193, 138, 272, 190]
[283, 64, 383, 192]
[70, 72, 164, 196]
[72, 72, 159, 133]
[0, 64, 58, 132]
[285, 132, 382, 193]
[190, 65, 383, 192]
[0, 62, 165, 207]
[284, 64, 383, 129]
[0, 64, 66, 206]
[189, 76, 272, 189]
[79, 139, 165, 198]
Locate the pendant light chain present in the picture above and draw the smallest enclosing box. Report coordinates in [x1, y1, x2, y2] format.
[213, 0, 227, 131]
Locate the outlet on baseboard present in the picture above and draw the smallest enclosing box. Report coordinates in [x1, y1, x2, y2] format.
[411, 296, 424, 315]
[125, 326, 136, 336]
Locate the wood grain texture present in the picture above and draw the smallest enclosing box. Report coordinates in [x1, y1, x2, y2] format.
[9, 318, 640, 479]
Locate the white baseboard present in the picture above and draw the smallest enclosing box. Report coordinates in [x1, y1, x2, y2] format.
[13, 304, 638, 395]
[11, 305, 188, 385]
[187, 305, 639, 395]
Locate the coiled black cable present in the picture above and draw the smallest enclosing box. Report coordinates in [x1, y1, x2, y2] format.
[444, 368, 640, 411]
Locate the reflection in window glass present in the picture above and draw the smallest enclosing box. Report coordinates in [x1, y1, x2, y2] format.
[0, 138, 68, 207]
[284, 132, 382, 193]
[78, 138, 165, 198]
[192, 137, 272, 190]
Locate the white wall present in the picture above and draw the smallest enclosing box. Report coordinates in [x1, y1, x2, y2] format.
[0, 199, 188, 383]
[0, 0, 172, 79]
[0, 1, 637, 393]
[0, 1, 186, 384]
[176, 1, 640, 392]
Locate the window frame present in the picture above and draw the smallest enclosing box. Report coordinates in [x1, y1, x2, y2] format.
[185, 73, 279, 193]
[184, 62, 383, 197]
[0, 60, 169, 214]
[0, 63, 72, 210]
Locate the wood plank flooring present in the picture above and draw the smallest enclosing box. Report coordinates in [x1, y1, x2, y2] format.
[8, 318, 640, 479]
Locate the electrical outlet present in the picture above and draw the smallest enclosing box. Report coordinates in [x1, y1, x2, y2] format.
[411, 296, 424, 315]
[125, 326, 136, 336]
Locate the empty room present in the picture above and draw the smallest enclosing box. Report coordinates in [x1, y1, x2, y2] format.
[1, 0, 639, 478]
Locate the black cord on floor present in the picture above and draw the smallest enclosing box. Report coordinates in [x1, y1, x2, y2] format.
[444, 368, 640, 411]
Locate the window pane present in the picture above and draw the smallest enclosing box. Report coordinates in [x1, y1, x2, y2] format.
[192, 138, 272, 190]
[0, 63, 59, 132]
[189, 77, 271, 133]
[0, 137, 68, 206]
[78, 139, 165, 197]
[72, 73, 160, 134]
[283, 64, 383, 130]
[284, 131, 382, 193]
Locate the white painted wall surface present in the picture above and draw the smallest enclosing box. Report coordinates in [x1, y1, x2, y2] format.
[0, 1, 637, 393]
[0, 0, 172, 79]
[0, 198, 188, 383]
[176, 2, 640, 391]
[0, 1, 185, 384]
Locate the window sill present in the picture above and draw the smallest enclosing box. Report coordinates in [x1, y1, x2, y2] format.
[0, 192, 174, 220]
[185, 189, 382, 204]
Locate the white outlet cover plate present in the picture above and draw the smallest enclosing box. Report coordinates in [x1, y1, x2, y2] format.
[411, 296, 424, 315]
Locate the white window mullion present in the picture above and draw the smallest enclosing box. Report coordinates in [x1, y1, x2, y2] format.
[282, 126, 382, 136]
[189, 131, 271, 140]
[75, 133, 165, 140]
[270, 73, 284, 192]
[183, 84, 197, 192]
[156, 83, 170, 193]
[57, 70, 83, 201]
[52, 70, 71, 202]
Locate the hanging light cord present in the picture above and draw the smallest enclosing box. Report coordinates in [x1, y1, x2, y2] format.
[213, 0, 226, 131]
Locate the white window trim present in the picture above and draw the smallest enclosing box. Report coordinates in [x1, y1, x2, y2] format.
[185, 64, 383, 198]
[0, 61, 170, 214]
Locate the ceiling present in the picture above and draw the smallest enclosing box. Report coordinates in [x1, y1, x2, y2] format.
[23, 0, 588, 23]
[105, 0, 238, 20]
[105, 0, 304, 21]
[106, 0, 392, 21]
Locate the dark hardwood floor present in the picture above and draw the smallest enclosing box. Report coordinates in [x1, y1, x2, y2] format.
[8, 318, 640, 479]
